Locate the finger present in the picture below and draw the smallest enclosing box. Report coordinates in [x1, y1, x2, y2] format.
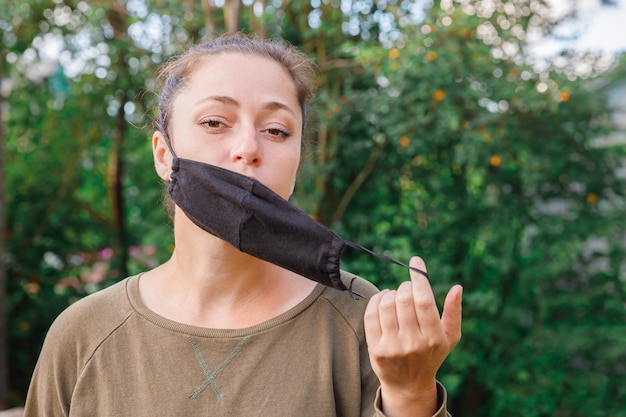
[409, 254, 429, 279]
[441, 284, 463, 348]
[364, 290, 385, 344]
[376, 290, 400, 337]
[395, 281, 419, 333]
[409, 257, 442, 332]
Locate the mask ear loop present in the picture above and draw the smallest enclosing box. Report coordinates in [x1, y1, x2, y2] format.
[348, 276, 369, 300]
[161, 132, 178, 159]
[344, 240, 430, 279]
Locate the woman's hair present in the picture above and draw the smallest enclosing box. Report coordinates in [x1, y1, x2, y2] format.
[152, 32, 318, 219]
[153, 32, 318, 142]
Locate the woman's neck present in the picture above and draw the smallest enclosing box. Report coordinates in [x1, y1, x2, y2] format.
[138, 216, 317, 328]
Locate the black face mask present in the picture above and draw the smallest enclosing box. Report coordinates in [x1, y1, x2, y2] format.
[165, 141, 427, 298]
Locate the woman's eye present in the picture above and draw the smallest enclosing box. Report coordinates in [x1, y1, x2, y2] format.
[200, 119, 225, 129]
[264, 128, 292, 140]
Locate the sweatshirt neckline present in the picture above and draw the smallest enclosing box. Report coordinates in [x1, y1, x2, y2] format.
[125, 274, 326, 338]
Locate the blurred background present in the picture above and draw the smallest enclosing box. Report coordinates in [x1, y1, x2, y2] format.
[1, 0, 625, 415]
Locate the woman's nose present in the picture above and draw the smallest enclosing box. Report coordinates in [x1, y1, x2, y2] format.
[231, 126, 261, 166]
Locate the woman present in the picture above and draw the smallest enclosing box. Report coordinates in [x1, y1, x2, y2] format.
[24, 33, 462, 417]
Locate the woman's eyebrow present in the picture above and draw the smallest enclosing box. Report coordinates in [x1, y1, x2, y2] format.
[194, 95, 297, 118]
[194, 95, 239, 107]
[262, 101, 297, 118]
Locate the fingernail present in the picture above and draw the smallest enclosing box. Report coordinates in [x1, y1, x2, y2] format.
[410, 256, 424, 267]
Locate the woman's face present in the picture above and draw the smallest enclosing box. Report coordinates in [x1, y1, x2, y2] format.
[163, 53, 303, 200]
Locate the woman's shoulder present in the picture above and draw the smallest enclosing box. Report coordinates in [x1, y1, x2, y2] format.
[315, 270, 379, 319]
[339, 270, 380, 299]
[43, 277, 136, 350]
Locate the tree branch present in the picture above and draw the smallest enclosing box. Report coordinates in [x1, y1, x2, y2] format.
[330, 146, 382, 227]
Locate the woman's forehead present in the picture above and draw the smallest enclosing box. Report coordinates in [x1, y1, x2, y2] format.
[188, 53, 294, 87]
[177, 54, 301, 111]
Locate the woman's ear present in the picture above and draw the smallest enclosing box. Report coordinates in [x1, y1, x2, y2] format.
[153, 131, 172, 181]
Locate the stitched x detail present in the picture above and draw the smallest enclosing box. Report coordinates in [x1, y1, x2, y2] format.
[187, 335, 250, 399]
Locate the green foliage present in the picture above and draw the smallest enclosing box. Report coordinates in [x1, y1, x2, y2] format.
[329, 7, 626, 416]
[295, 2, 626, 415]
[2, 0, 626, 415]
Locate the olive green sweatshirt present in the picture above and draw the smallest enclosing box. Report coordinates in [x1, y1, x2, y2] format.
[24, 273, 449, 417]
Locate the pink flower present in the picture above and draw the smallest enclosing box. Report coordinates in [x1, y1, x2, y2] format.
[99, 248, 114, 260]
[128, 246, 142, 258]
[57, 277, 82, 290]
